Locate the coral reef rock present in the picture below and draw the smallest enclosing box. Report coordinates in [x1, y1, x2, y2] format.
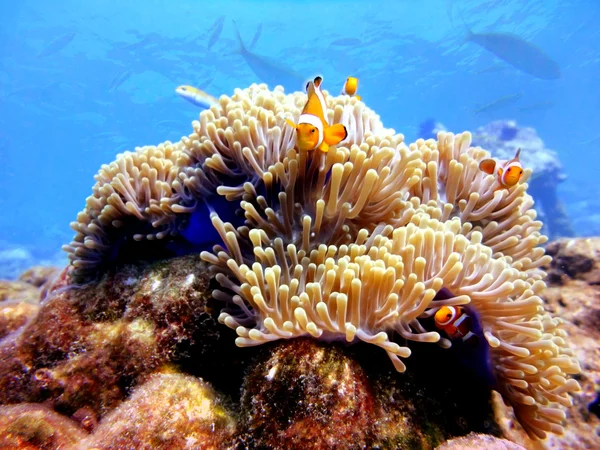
[0, 265, 59, 340]
[235, 338, 500, 449]
[0, 254, 228, 420]
[494, 237, 600, 449]
[0, 403, 86, 449]
[79, 372, 236, 450]
[435, 432, 526, 450]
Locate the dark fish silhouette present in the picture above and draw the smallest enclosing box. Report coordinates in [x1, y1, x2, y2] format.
[472, 93, 522, 116]
[108, 69, 133, 92]
[37, 31, 76, 58]
[232, 21, 305, 93]
[207, 16, 225, 50]
[461, 12, 560, 80]
[328, 37, 361, 48]
[249, 23, 262, 50]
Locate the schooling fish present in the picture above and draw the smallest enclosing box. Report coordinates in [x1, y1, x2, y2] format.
[175, 85, 219, 110]
[108, 69, 133, 92]
[207, 16, 225, 50]
[479, 148, 524, 190]
[37, 31, 77, 58]
[285, 76, 348, 153]
[232, 20, 306, 92]
[472, 93, 522, 116]
[249, 23, 262, 50]
[341, 76, 361, 101]
[328, 37, 362, 48]
[461, 14, 561, 80]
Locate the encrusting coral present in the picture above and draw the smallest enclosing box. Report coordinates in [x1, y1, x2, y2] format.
[63, 81, 581, 440]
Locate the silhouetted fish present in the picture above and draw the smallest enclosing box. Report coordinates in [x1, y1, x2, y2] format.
[473, 93, 522, 116]
[474, 64, 508, 74]
[208, 16, 225, 50]
[464, 25, 561, 80]
[108, 69, 133, 92]
[328, 37, 361, 49]
[37, 31, 76, 58]
[249, 23, 262, 50]
[232, 21, 306, 93]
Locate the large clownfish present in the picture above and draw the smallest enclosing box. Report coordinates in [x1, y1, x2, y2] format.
[434, 306, 479, 346]
[342, 76, 361, 101]
[478, 148, 524, 191]
[285, 76, 348, 153]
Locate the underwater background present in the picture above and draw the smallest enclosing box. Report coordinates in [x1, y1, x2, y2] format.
[0, 0, 598, 277]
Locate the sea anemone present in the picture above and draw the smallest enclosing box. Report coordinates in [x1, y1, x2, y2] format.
[64, 82, 580, 439]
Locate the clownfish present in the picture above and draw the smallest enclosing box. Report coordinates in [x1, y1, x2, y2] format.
[175, 85, 219, 110]
[478, 148, 524, 190]
[285, 76, 348, 153]
[434, 306, 479, 346]
[342, 76, 361, 101]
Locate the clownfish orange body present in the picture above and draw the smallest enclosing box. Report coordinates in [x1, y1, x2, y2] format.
[285, 76, 348, 153]
[478, 148, 524, 190]
[434, 306, 479, 346]
[342, 76, 361, 101]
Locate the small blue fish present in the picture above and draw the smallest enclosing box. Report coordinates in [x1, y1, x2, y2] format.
[207, 16, 225, 50]
[175, 85, 219, 110]
[232, 21, 306, 92]
[249, 23, 262, 50]
[108, 70, 133, 92]
[37, 31, 76, 58]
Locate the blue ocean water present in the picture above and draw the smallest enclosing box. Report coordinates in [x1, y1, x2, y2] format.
[0, 0, 598, 276]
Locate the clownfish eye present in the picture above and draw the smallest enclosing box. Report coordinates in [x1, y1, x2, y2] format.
[445, 313, 452, 319]
[311, 128, 315, 133]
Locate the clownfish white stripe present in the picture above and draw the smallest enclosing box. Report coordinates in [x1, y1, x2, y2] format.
[298, 113, 324, 148]
[453, 313, 469, 328]
[462, 331, 476, 342]
[313, 86, 329, 125]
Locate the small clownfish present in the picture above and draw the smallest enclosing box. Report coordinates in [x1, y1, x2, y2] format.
[285, 76, 348, 153]
[434, 306, 479, 346]
[175, 85, 219, 110]
[478, 148, 524, 191]
[342, 76, 361, 101]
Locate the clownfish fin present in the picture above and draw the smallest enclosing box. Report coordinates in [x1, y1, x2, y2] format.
[313, 76, 323, 88]
[497, 167, 504, 178]
[478, 158, 496, 174]
[355, 95, 362, 101]
[317, 141, 330, 153]
[285, 118, 298, 129]
[514, 148, 521, 160]
[323, 123, 348, 146]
